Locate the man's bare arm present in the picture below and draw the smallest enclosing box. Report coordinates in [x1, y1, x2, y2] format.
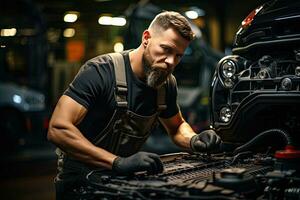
[47, 95, 117, 169]
[159, 111, 196, 151]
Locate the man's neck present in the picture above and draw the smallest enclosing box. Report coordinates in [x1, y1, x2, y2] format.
[129, 46, 145, 80]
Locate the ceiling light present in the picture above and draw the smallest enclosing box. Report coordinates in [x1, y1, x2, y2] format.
[98, 16, 126, 26]
[98, 16, 112, 25]
[185, 6, 206, 20]
[1, 28, 17, 37]
[185, 11, 198, 19]
[64, 12, 79, 23]
[63, 28, 75, 38]
[111, 17, 126, 26]
[114, 42, 124, 52]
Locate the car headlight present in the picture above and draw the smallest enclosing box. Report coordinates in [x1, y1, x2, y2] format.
[295, 66, 300, 76]
[221, 59, 236, 78]
[217, 55, 248, 89]
[220, 107, 232, 123]
[224, 78, 235, 88]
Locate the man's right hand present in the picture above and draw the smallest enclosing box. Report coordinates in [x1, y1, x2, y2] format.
[190, 130, 221, 152]
[112, 152, 163, 175]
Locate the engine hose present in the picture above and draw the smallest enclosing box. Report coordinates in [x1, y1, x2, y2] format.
[233, 128, 292, 155]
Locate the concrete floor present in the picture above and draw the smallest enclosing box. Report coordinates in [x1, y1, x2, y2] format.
[0, 174, 55, 200]
[0, 145, 57, 200]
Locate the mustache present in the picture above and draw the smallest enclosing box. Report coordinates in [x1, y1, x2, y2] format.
[151, 64, 172, 74]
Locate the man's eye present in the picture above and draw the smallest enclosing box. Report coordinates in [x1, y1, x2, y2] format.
[162, 46, 171, 53]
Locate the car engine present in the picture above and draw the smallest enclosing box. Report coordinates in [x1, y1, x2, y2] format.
[73, 151, 299, 199]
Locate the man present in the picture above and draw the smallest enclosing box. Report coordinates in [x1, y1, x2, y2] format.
[48, 11, 221, 198]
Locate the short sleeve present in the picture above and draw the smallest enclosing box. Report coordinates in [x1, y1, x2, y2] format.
[159, 75, 179, 118]
[64, 61, 105, 109]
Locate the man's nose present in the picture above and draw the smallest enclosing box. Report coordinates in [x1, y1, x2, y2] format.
[165, 56, 176, 68]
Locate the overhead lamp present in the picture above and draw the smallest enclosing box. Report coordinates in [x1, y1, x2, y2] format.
[64, 12, 79, 23]
[114, 42, 124, 52]
[1, 28, 17, 37]
[63, 28, 75, 38]
[98, 16, 112, 25]
[111, 17, 126, 26]
[185, 11, 198, 19]
[185, 6, 206, 19]
[98, 16, 126, 26]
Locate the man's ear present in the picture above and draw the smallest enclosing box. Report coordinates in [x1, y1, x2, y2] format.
[142, 30, 151, 47]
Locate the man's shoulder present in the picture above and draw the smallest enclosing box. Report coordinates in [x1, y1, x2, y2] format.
[77, 54, 116, 78]
[84, 54, 113, 68]
[85, 50, 131, 66]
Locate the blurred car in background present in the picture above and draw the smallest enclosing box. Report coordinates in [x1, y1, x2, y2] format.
[0, 0, 49, 152]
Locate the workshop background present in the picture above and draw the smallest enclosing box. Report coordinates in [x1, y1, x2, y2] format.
[0, 0, 268, 199]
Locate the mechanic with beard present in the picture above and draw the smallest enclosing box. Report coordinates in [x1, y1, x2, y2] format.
[48, 11, 221, 199]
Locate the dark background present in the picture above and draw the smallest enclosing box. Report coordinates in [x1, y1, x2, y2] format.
[0, 0, 269, 199]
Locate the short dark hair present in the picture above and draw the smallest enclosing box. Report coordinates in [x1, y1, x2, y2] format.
[149, 11, 195, 41]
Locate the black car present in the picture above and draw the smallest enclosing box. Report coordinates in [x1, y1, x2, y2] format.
[210, 0, 300, 148]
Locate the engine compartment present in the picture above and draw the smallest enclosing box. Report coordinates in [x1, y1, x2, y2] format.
[73, 152, 299, 199]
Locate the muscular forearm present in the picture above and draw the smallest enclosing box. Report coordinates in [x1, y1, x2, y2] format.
[48, 123, 117, 169]
[170, 121, 196, 151]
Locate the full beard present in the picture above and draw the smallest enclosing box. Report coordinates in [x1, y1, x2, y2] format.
[142, 53, 172, 89]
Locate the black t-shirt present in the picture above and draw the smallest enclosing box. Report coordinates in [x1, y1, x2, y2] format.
[64, 51, 179, 141]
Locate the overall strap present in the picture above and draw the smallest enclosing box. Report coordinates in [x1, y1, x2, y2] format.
[109, 53, 128, 109]
[157, 75, 176, 112]
[157, 84, 167, 111]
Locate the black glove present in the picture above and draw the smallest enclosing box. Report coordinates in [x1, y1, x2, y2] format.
[112, 152, 164, 175]
[190, 130, 221, 152]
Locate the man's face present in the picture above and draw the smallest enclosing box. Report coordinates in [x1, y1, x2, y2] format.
[142, 28, 190, 89]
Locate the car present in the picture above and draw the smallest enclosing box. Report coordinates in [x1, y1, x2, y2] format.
[0, 0, 49, 152]
[210, 0, 300, 150]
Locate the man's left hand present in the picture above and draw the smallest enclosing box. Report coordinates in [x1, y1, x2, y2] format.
[190, 130, 221, 152]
